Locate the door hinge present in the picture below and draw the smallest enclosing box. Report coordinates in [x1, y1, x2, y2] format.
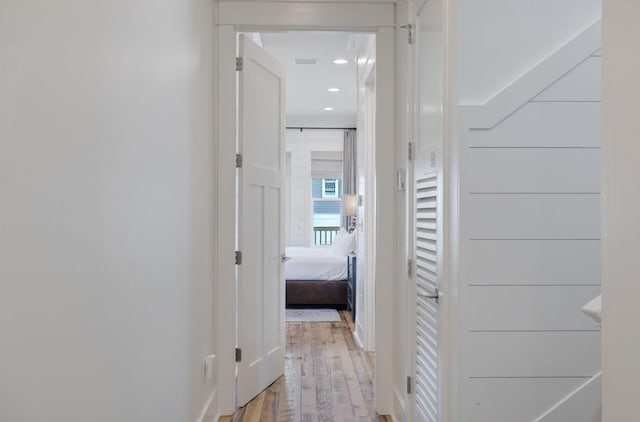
[235, 348, 242, 363]
[235, 251, 242, 265]
[401, 24, 413, 44]
[407, 376, 413, 394]
[407, 259, 413, 278]
[236, 57, 243, 71]
[408, 142, 414, 161]
[235, 153, 243, 168]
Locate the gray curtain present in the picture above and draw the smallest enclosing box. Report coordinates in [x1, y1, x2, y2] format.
[342, 129, 357, 230]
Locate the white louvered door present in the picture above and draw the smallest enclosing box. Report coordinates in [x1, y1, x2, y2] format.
[412, 0, 445, 420]
[414, 174, 440, 421]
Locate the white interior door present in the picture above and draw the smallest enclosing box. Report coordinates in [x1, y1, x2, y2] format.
[412, 0, 445, 420]
[236, 35, 286, 407]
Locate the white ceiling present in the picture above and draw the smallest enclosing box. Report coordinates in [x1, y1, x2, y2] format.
[257, 31, 363, 128]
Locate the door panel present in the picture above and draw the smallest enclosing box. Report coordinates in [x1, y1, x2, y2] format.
[237, 35, 286, 407]
[414, 174, 440, 421]
[413, 0, 445, 420]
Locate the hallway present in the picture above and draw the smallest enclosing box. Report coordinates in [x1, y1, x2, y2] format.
[220, 312, 390, 422]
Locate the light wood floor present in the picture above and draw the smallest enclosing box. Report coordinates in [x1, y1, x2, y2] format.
[219, 311, 391, 422]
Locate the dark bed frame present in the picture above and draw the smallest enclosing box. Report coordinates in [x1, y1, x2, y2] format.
[285, 279, 347, 309]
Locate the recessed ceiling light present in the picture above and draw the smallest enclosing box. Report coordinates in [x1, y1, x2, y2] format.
[328, 88, 340, 92]
[333, 59, 348, 64]
[323, 107, 334, 111]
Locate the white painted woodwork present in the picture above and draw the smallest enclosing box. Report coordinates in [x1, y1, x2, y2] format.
[468, 331, 601, 377]
[602, 2, 640, 421]
[216, 24, 239, 416]
[463, 19, 601, 129]
[217, 1, 394, 29]
[468, 194, 601, 239]
[469, 148, 600, 193]
[373, 26, 396, 415]
[236, 35, 286, 407]
[214, 3, 397, 415]
[534, 372, 601, 422]
[534, 56, 602, 102]
[414, 175, 440, 422]
[468, 102, 601, 148]
[355, 34, 376, 352]
[459, 15, 602, 422]
[411, 0, 448, 419]
[392, 2, 412, 419]
[468, 286, 601, 331]
[467, 378, 590, 422]
[286, 114, 356, 129]
[469, 240, 601, 285]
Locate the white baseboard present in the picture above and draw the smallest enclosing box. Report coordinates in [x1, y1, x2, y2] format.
[195, 386, 218, 422]
[534, 371, 601, 422]
[202, 415, 219, 422]
[392, 386, 407, 422]
[352, 329, 364, 349]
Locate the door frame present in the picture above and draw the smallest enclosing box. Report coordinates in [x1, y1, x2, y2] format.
[355, 34, 377, 352]
[214, 1, 396, 416]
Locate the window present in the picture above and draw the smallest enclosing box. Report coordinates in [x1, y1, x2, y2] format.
[312, 178, 342, 245]
[322, 178, 339, 198]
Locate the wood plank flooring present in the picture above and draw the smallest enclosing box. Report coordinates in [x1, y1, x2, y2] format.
[219, 311, 391, 422]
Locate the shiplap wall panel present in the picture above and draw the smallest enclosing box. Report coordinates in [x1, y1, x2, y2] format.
[469, 239, 601, 285]
[470, 148, 601, 193]
[461, 44, 602, 421]
[467, 378, 588, 422]
[468, 285, 601, 331]
[534, 57, 602, 102]
[469, 194, 601, 239]
[468, 102, 600, 147]
[288, 147, 311, 246]
[469, 331, 601, 377]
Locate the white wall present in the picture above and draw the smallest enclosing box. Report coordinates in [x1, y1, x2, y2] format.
[285, 129, 343, 246]
[0, 1, 217, 421]
[458, 0, 600, 104]
[602, 2, 640, 421]
[458, 5, 602, 421]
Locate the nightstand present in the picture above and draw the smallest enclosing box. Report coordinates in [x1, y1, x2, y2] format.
[347, 254, 356, 322]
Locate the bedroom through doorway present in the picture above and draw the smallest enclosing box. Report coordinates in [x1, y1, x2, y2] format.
[236, 30, 380, 415]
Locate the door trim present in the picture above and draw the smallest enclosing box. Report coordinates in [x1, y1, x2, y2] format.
[406, 0, 460, 421]
[214, 1, 396, 416]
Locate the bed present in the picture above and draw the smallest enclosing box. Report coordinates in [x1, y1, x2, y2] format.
[285, 231, 355, 308]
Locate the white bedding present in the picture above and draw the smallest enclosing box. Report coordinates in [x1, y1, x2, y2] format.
[285, 246, 348, 281]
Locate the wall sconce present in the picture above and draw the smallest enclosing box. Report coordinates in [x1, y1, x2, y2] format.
[343, 194, 358, 232]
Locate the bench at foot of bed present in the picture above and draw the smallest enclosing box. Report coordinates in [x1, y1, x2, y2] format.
[285, 280, 347, 309]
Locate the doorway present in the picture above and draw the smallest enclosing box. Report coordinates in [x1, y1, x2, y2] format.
[236, 29, 378, 409]
[215, 3, 396, 416]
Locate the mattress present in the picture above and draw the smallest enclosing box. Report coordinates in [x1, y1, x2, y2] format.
[285, 246, 348, 281]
